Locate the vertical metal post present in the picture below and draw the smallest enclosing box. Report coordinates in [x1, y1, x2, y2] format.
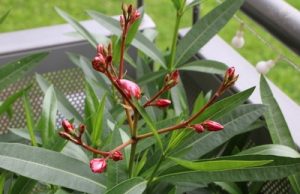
[137, 0, 144, 8]
[192, 4, 200, 24]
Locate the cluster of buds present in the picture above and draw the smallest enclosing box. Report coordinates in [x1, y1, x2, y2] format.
[190, 120, 224, 133]
[120, 3, 141, 30]
[223, 67, 238, 89]
[59, 120, 85, 144]
[92, 43, 113, 74]
[59, 120, 123, 173]
[90, 150, 123, 173]
[164, 70, 180, 89]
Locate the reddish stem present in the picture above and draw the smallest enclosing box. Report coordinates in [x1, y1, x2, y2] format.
[143, 86, 167, 108]
[118, 23, 129, 79]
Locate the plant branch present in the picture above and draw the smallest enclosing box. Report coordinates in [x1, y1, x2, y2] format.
[118, 24, 128, 79]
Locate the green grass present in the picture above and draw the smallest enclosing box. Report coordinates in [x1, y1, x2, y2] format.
[1, 0, 299, 104]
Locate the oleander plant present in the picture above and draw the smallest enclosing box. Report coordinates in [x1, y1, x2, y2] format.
[1, 0, 300, 194]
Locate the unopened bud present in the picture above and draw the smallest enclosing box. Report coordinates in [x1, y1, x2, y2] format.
[166, 70, 180, 87]
[117, 79, 141, 99]
[202, 120, 224, 131]
[191, 124, 205, 133]
[223, 67, 238, 88]
[127, 4, 133, 15]
[62, 119, 74, 134]
[155, 99, 171, 108]
[111, 151, 123, 161]
[90, 158, 107, 173]
[92, 56, 106, 73]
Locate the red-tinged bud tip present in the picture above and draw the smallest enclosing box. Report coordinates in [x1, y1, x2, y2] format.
[155, 99, 171, 108]
[111, 151, 123, 161]
[171, 70, 180, 82]
[97, 44, 104, 55]
[79, 124, 85, 134]
[226, 67, 235, 78]
[191, 124, 205, 133]
[202, 120, 224, 131]
[62, 120, 74, 133]
[90, 158, 107, 173]
[117, 79, 141, 99]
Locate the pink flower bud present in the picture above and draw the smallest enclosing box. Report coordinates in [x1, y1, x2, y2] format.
[62, 120, 74, 134]
[171, 70, 179, 82]
[90, 158, 107, 173]
[111, 151, 123, 161]
[223, 67, 238, 88]
[92, 56, 106, 73]
[79, 124, 85, 134]
[191, 124, 205, 133]
[202, 120, 224, 131]
[117, 79, 141, 99]
[226, 67, 235, 79]
[155, 99, 171, 108]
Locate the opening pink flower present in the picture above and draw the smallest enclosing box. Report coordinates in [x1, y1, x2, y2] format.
[90, 158, 107, 173]
[117, 79, 141, 99]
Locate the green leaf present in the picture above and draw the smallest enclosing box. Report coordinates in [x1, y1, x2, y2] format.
[9, 176, 37, 194]
[260, 75, 300, 193]
[0, 53, 47, 91]
[84, 81, 100, 133]
[193, 87, 255, 124]
[0, 10, 10, 24]
[0, 172, 6, 194]
[55, 7, 98, 47]
[9, 128, 42, 144]
[260, 76, 296, 148]
[91, 94, 107, 147]
[157, 155, 300, 184]
[22, 94, 38, 146]
[37, 86, 57, 147]
[178, 60, 227, 74]
[174, 104, 266, 159]
[238, 144, 300, 158]
[87, 11, 167, 68]
[137, 70, 167, 85]
[133, 100, 164, 152]
[169, 157, 272, 171]
[105, 177, 147, 194]
[0, 86, 30, 116]
[0, 143, 106, 194]
[35, 74, 84, 123]
[175, 0, 245, 66]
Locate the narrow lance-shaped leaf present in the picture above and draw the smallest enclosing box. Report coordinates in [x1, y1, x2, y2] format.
[178, 60, 227, 74]
[0, 52, 48, 91]
[22, 94, 38, 146]
[157, 155, 300, 184]
[91, 94, 107, 147]
[174, 104, 266, 160]
[87, 11, 167, 69]
[169, 157, 272, 171]
[0, 143, 106, 194]
[175, 0, 245, 66]
[105, 177, 147, 194]
[55, 7, 98, 47]
[260, 75, 300, 193]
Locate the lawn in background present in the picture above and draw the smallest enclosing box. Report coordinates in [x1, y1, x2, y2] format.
[1, 0, 299, 104]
